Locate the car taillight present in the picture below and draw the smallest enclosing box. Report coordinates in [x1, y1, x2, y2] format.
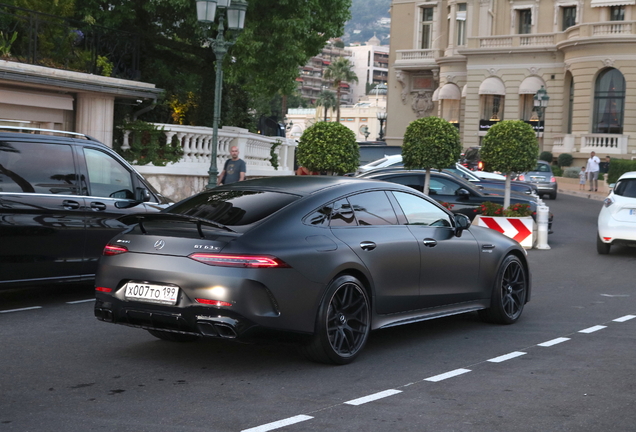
[103, 244, 128, 256]
[478, 161, 484, 171]
[603, 197, 614, 208]
[95, 287, 113, 293]
[195, 298, 232, 307]
[188, 253, 290, 268]
[550, 176, 556, 183]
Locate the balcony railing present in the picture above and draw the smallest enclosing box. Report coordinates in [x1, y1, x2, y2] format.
[0, 3, 140, 80]
[552, 134, 629, 155]
[394, 49, 440, 68]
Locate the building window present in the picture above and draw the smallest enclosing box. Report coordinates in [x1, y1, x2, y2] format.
[518, 9, 532, 34]
[457, 3, 467, 46]
[610, 6, 625, 21]
[562, 6, 576, 30]
[481, 95, 505, 121]
[441, 100, 460, 124]
[421, 8, 434, 49]
[567, 77, 574, 134]
[593, 68, 625, 134]
[520, 94, 535, 121]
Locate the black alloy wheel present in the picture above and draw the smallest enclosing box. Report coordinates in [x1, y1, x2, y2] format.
[479, 255, 528, 324]
[301, 275, 371, 365]
[148, 329, 200, 342]
[597, 232, 611, 254]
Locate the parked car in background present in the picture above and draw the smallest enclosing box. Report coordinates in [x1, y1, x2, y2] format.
[514, 160, 558, 200]
[94, 176, 531, 365]
[357, 142, 402, 166]
[0, 127, 171, 289]
[460, 146, 482, 171]
[597, 171, 636, 254]
[444, 165, 538, 196]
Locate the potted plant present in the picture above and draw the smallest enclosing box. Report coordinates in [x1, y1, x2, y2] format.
[473, 202, 535, 248]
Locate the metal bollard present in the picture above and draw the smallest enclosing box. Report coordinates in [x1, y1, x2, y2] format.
[535, 205, 551, 250]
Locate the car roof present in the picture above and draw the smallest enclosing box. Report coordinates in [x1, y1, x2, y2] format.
[618, 171, 636, 180]
[214, 175, 393, 197]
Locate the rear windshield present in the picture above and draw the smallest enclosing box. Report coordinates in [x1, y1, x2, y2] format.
[534, 163, 552, 173]
[614, 178, 636, 198]
[166, 190, 300, 226]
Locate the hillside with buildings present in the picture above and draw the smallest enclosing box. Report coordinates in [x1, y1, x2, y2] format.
[344, 0, 391, 46]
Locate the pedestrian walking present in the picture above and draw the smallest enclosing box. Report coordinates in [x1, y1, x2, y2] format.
[578, 166, 586, 190]
[217, 146, 246, 185]
[585, 151, 600, 192]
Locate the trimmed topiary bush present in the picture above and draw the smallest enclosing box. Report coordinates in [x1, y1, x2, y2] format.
[557, 152, 573, 167]
[296, 122, 359, 175]
[539, 151, 553, 163]
[563, 167, 580, 178]
[481, 120, 538, 208]
[402, 116, 461, 195]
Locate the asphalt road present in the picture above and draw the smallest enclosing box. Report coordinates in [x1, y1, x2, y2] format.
[1, 194, 635, 432]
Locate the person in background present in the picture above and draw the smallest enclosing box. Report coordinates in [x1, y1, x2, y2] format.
[585, 151, 600, 192]
[578, 166, 586, 191]
[217, 146, 246, 185]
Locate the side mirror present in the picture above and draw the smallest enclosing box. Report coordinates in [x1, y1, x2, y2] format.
[456, 188, 471, 199]
[136, 187, 151, 203]
[454, 213, 471, 237]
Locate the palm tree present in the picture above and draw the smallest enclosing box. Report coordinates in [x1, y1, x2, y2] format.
[323, 57, 358, 123]
[315, 90, 337, 122]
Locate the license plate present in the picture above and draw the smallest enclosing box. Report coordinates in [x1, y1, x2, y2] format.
[124, 281, 179, 305]
[530, 176, 543, 182]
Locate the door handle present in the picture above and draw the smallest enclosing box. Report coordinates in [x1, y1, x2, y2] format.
[422, 238, 437, 247]
[360, 241, 376, 251]
[90, 202, 107, 211]
[62, 200, 80, 210]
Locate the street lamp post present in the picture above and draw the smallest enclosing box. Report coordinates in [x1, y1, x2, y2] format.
[196, 0, 248, 189]
[376, 111, 387, 141]
[533, 85, 549, 151]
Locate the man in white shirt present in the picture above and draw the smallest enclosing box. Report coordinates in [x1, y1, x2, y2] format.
[586, 151, 600, 192]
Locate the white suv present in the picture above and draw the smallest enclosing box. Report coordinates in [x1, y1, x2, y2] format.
[597, 171, 636, 254]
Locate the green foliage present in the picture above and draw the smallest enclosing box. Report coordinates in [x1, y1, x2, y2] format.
[607, 159, 636, 184]
[402, 117, 461, 170]
[269, 140, 282, 170]
[315, 90, 337, 122]
[117, 120, 184, 167]
[345, 0, 390, 45]
[481, 120, 538, 174]
[323, 57, 358, 122]
[551, 165, 563, 177]
[557, 152, 573, 167]
[297, 122, 358, 174]
[0, 31, 17, 57]
[539, 151, 553, 163]
[96, 55, 113, 76]
[479, 202, 532, 217]
[563, 167, 580, 178]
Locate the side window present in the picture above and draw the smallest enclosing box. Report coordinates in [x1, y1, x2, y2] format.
[347, 191, 397, 226]
[0, 141, 76, 195]
[305, 204, 333, 227]
[392, 192, 452, 227]
[83, 148, 134, 199]
[330, 198, 357, 227]
[429, 178, 461, 195]
[383, 175, 424, 192]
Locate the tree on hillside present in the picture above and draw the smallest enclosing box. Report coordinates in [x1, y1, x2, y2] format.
[481, 120, 538, 208]
[315, 90, 337, 122]
[323, 57, 358, 123]
[402, 117, 462, 195]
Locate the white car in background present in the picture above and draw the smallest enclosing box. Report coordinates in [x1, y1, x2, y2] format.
[357, 154, 506, 180]
[597, 171, 636, 254]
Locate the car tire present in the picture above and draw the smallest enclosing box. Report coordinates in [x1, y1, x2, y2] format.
[148, 329, 200, 342]
[597, 233, 611, 255]
[301, 275, 371, 365]
[478, 255, 527, 325]
[549, 191, 557, 200]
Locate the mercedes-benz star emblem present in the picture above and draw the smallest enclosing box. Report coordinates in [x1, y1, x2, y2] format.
[154, 239, 166, 250]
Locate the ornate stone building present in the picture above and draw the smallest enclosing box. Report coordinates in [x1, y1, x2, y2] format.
[386, 0, 636, 163]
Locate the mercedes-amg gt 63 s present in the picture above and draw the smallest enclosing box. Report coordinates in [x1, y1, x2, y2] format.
[95, 176, 531, 364]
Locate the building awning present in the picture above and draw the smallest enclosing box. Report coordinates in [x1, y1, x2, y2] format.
[519, 76, 545, 94]
[0, 88, 73, 110]
[462, 84, 467, 98]
[478, 77, 506, 95]
[438, 83, 461, 100]
[591, 0, 635, 7]
[432, 88, 440, 102]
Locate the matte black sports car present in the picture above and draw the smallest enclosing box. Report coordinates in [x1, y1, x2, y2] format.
[95, 176, 531, 364]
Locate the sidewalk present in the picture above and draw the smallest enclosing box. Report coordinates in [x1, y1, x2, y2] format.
[556, 177, 608, 201]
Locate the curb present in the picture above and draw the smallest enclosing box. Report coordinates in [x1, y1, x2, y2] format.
[558, 188, 607, 201]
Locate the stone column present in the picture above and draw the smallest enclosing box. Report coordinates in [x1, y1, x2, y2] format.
[75, 93, 115, 147]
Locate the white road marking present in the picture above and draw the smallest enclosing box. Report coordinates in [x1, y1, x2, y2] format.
[613, 315, 636, 322]
[579, 325, 607, 334]
[66, 299, 95, 304]
[0, 306, 42, 314]
[241, 415, 313, 432]
[600, 294, 630, 297]
[425, 368, 471, 382]
[487, 351, 527, 363]
[538, 337, 570, 347]
[345, 389, 402, 406]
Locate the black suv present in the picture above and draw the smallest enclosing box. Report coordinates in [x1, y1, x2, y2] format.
[0, 127, 171, 288]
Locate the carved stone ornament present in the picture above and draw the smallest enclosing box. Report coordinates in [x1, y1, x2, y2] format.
[488, 68, 498, 76]
[411, 91, 435, 118]
[564, 61, 571, 71]
[396, 71, 409, 105]
[446, 74, 456, 84]
[528, 67, 538, 75]
[603, 58, 615, 67]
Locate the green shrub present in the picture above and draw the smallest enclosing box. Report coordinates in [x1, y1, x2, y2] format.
[539, 151, 553, 163]
[297, 122, 358, 175]
[117, 120, 183, 167]
[551, 165, 563, 177]
[557, 153, 573, 167]
[608, 158, 636, 183]
[402, 117, 461, 170]
[563, 167, 580, 178]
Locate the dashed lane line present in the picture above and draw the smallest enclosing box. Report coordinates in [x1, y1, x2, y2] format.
[613, 315, 636, 322]
[579, 325, 607, 333]
[0, 306, 42, 314]
[345, 389, 403, 406]
[241, 415, 313, 432]
[538, 337, 570, 347]
[66, 299, 95, 304]
[487, 351, 527, 363]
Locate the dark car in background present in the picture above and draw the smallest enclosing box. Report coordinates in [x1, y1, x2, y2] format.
[95, 176, 530, 364]
[0, 127, 171, 288]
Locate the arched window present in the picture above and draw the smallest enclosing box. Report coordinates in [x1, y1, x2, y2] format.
[593, 68, 625, 134]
